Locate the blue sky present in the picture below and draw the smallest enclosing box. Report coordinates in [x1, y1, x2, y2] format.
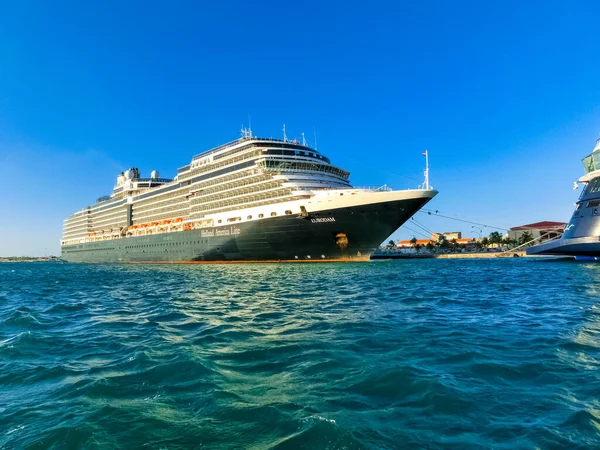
[1, 1, 600, 256]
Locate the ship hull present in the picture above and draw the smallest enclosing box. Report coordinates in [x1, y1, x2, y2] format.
[527, 175, 600, 257]
[527, 139, 600, 258]
[526, 236, 600, 257]
[61, 195, 433, 263]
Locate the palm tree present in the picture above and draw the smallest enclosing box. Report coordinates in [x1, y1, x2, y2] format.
[410, 237, 417, 247]
[502, 236, 516, 250]
[386, 239, 395, 249]
[488, 231, 503, 248]
[451, 238, 460, 252]
[437, 235, 450, 252]
[481, 237, 490, 250]
[518, 231, 534, 246]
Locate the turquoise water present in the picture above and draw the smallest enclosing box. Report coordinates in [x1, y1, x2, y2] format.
[1, 259, 600, 449]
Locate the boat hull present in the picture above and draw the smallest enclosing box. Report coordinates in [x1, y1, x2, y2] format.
[527, 139, 600, 258]
[527, 180, 600, 257]
[61, 194, 435, 263]
[526, 236, 600, 257]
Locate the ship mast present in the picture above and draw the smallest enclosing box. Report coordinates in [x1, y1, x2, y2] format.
[423, 150, 430, 190]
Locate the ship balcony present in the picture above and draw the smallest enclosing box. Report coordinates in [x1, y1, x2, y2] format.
[191, 186, 292, 213]
[189, 176, 276, 201]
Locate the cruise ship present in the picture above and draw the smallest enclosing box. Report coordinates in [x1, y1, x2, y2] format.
[61, 130, 438, 262]
[528, 137, 600, 257]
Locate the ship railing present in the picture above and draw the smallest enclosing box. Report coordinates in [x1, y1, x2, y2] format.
[353, 185, 393, 192]
[494, 229, 563, 256]
[135, 177, 173, 183]
[252, 136, 314, 147]
[191, 138, 247, 161]
[191, 136, 315, 162]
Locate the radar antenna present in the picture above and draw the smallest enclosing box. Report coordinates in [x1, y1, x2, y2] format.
[240, 125, 252, 139]
[301, 132, 306, 146]
[283, 124, 287, 142]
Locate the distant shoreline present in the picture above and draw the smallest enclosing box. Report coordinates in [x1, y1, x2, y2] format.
[370, 250, 543, 260]
[0, 256, 61, 263]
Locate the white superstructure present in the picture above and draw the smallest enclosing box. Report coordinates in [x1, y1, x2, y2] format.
[62, 132, 430, 247]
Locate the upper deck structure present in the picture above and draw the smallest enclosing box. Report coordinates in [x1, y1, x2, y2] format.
[61, 129, 438, 262]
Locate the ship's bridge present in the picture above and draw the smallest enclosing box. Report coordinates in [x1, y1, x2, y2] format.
[582, 138, 600, 175]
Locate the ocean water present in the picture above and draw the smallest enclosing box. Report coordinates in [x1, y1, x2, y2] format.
[1, 259, 600, 449]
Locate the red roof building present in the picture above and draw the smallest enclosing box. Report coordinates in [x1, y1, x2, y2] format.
[509, 221, 566, 231]
[508, 221, 566, 244]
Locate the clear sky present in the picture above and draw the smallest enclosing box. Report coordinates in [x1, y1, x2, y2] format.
[1, 1, 600, 256]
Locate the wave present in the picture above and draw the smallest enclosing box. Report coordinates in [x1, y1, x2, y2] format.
[2, 260, 600, 448]
[1, 308, 42, 327]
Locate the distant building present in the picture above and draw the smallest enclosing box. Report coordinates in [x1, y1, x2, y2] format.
[431, 231, 462, 240]
[396, 239, 433, 248]
[396, 236, 476, 249]
[508, 221, 567, 244]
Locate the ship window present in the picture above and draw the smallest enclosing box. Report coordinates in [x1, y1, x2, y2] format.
[588, 200, 600, 207]
[218, 219, 222, 224]
[285, 210, 292, 215]
[584, 155, 596, 173]
[227, 217, 241, 222]
[271, 212, 277, 217]
[259, 213, 264, 218]
[584, 178, 600, 196]
[247, 215, 252, 220]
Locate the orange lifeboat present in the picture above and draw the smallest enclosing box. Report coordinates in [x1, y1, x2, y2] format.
[174, 217, 184, 223]
[151, 222, 159, 226]
[161, 219, 171, 225]
[183, 223, 192, 231]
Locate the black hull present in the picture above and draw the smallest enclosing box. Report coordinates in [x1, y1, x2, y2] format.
[61, 196, 433, 263]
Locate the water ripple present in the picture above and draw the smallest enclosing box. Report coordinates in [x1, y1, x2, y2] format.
[1, 259, 600, 448]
